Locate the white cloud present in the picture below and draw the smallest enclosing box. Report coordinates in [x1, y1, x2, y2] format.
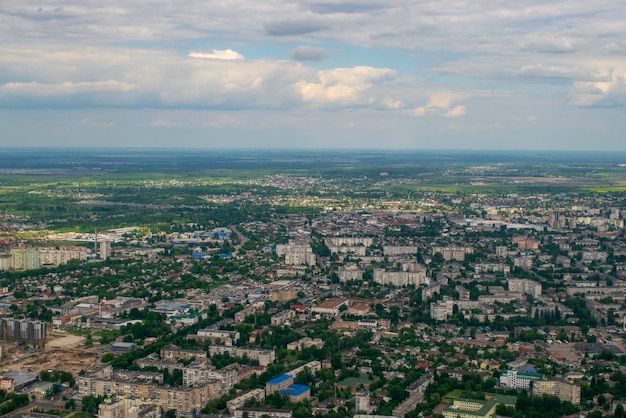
[381, 97, 403, 109]
[1, 80, 135, 95]
[295, 66, 396, 105]
[79, 117, 115, 128]
[519, 32, 580, 53]
[515, 64, 595, 81]
[2, 0, 626, 149]
[569, 77, 626, 107]
[446, 105, 466, 117]
[414, 92, 467, 117]
[188, 49, 245, 60]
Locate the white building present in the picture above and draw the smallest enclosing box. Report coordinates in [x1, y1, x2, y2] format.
[499, 369, 542, 389]
[275, 242, 316, 266]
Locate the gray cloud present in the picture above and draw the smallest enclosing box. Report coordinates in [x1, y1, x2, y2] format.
[263, 19, 328, 36]
[307, 1, 390, 15]
[515, 64, 596, 82]
[290, 46, 328, 61]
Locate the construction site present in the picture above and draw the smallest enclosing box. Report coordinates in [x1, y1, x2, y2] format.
[1, 332, 101, 376]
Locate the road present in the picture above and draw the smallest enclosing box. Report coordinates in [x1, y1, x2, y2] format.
[229, 224, 249, 248]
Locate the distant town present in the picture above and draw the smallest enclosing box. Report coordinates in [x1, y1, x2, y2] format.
[0, 150, 625, 418]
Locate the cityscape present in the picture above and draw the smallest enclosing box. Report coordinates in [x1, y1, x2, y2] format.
[0, 149, 625, 418]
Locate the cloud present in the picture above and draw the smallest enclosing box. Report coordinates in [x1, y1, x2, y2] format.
[263, 19, 328, 36]
[79, 117, 114, 128]
[519, 33, 580, 53]
[569, 75, 626, 107]
[515, 64, 597, 81]
[290, 46, 327, 62]
[446, 105, 466, 117]
[381, 97, 403, 109]
[605, 41, 626, 54]
[295, 66, 396, 105]
[188, 49, 244, 60]
[414, 92, 467, 117]
[150, 118, 179, 127]
[1, 80, 136, 95]
[307, 1, 390, 15]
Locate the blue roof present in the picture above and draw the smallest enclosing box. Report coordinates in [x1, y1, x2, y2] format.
[267, 374, 292, 385]
[192, 253, 206, 258]
[280, 384, 310, 396]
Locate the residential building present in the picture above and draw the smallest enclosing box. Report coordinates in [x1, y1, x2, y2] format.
[499, 369, 542, 389]
[98, 397, 160, 418]
[275, 242, 316, 266]
[208, 346, 275, 366]
[532, 379, 581, 404]
[442, 395, 516, 418]
[227, 389, 266, 414]
[233, 407, 292, 418]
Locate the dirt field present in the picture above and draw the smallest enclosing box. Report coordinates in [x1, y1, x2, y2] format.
[544, 342, 583, 365]
[47, 335, 85, 349]
[3, 335, 101, 376]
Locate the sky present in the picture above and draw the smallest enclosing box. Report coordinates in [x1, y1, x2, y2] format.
[1, 1, 626, 150]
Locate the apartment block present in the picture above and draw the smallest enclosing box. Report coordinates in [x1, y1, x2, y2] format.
[508, 279, 542, 298]
[233, 407, 292, 418]
[532, 379, 581, 404]
[98, 397, 160, 418]
[0, 318, 46, 347]
[275, 242, 316, 266]
[227, 389, 266, 414]
[432, 246, 474, 261]
[373, 268, 426, 287]
[208, 346, 275, 366]
[338, 264, 364, 282]
[499, 369, 542, 389]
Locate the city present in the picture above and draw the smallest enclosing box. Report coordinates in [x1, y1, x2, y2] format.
[0, 149, 625, 418]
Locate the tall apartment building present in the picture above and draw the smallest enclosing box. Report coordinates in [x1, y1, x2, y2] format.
[10, 248, 40, 270]
[532, 379, 581, 404]
[325, 237, 374, 256]
[499, 369, 542, 389]
[513, 236, 539, 251]
[338, 264, 364, 282]
[100, 241, 112, 260]
[181, 363, 237, 389]
[430, 301, 448, 321]
[79, 369, 221, 415]
[355, 391, 370, 413]
[275, 242, 316, 266]
[432, 246, 474, 261]
[10, 246, 88, 270]
[373, 268, 426, 287]
[39, 246, 89, 267]
[383, 246, 418, 256]
[0, 254, 11, 271]
[508, 279, 542, 298]
[549, 211, 567, 230]
[0, 318, 47, 347]
[474, 263, 510, 274]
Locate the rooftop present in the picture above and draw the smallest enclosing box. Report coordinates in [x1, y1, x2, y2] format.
[280, 384, 310, 396]
[267, 374, 292, 385]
